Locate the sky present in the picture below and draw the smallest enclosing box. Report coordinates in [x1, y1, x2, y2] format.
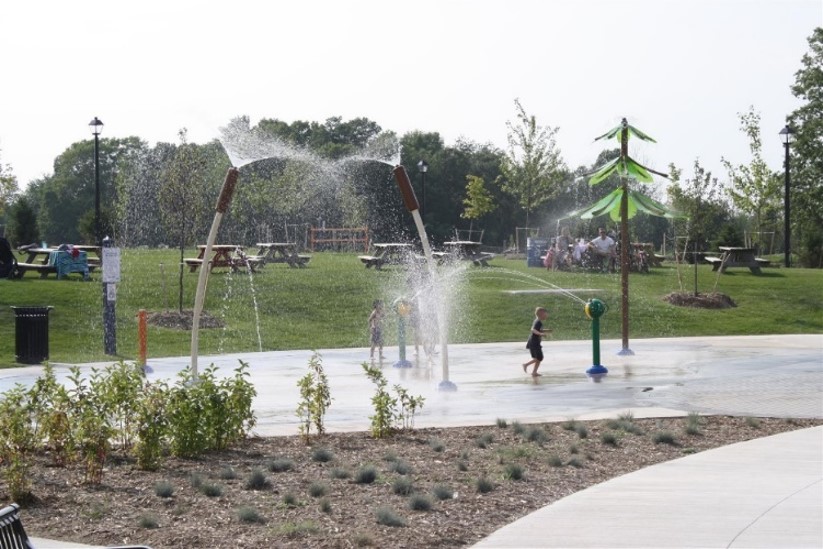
[0, 0, 819, 190]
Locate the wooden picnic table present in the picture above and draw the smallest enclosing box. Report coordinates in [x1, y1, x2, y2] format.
[443, 241, 494, 266]
[705, 246, 766, 274]
[184, 245, 261, 273]
[358, 243, 418, 269]
[254, 242, 311, 268]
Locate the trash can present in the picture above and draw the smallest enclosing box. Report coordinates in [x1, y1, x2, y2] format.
[526, 238, 548, 267]
[11, 306, 53, 364]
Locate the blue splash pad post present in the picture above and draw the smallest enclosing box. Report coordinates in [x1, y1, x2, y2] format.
[585, 298, 609, 378]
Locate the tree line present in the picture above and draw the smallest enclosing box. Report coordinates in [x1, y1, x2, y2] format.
[1, 29, 821, 267]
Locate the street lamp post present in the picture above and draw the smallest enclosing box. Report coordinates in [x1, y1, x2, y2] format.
[417, 160, 428, 222]
[779, 124, 795, 268]
[89, 117, 116, 355]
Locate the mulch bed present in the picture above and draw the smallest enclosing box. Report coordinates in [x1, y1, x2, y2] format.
[663, 292, 737, 309]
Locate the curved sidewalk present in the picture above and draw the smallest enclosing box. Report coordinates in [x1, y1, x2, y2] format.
[474, 425, 823, 548]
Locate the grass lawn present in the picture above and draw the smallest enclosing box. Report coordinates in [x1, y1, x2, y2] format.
[0, 250, 821, 367]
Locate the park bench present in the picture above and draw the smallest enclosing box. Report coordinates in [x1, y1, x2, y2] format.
[703, 256, 723, 270]
[14, 263, 57, 278]
[0, 502, 153, 548]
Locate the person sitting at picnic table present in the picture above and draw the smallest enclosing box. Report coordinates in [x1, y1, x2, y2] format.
[553, 226, 574, 270]
[588, 227, 616, 272]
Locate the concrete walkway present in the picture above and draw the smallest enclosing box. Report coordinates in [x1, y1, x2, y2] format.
[8, 334, 821, 548]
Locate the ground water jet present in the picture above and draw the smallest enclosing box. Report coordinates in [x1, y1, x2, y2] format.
[585, 298, 609, 381]
[393, 165, 455, 391]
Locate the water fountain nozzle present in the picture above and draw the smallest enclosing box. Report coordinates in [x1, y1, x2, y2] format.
[216, 167, 239, 213]
[585, 298, 608, 379]
[392, 165, 420, 212]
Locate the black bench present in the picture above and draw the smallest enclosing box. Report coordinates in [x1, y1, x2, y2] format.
[0, 502, 154, 548]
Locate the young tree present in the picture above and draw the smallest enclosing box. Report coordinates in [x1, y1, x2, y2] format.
[460, 175, 496, 234]
[721, 107, 781, 254]
[0, 149, 18, 226]
[498, 99, 565, 230]
[5, 196, 38, 246]
[159, 129, 211, 312]
[788, 27, 823, 267]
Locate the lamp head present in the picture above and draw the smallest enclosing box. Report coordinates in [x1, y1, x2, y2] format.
[89, 117, 104, 136]
[779, 125, 795, 145]
[417, 159, 428, 173]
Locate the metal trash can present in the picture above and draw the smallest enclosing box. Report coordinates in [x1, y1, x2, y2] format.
[11, 306, 53, 364]
[526, 238, 548, 267]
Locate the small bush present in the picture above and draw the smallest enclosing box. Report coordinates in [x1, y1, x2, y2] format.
[189, 472, 204, 489]
[392, 476, 414, 496]
[561, 418, 578, 431]
[428, 438, 445, 452]
[308, 481, 328, 498]
[275, 520, 319, 537]
[459, 449, 470, 460]
[245, 469, 271, 490]
[390, 460, 412, 475]
[547, 455, 564, 467]
[475, 477, 494, 494]
[745, 417, 761, 429]
[525, 427, 547, 444]
[282, 493, 299, 507]
[503, 463, 524, 481]
[567, 457, 584, 468]
[574, 424, 588, 439]
[511, 421, 525, 435]
[237, 506, 264, 523]
[154, 481, 174, 498]
[319, 498, 332, 513]
[457, 461, 469, 472]
[382, 451, 397, 462]
[600, 432, 619, 446]
[685, 412, 702, 435]
[354, 533, 374, 546]
[218, 466, 238, 480]
[268, 457, 295, 472]
[652, 431, 678, 446]
[432, 484, 453, 500]
[311, 447, 334, 463]
[375, 506, 406, 527]
[474, 433, 494, 449]
[496, 418, 508, 428]
[408, 494, 433, 511]
[355, 465, 378, 484]
[138, 514, 159, 529]
[200, 483, 224, 498]
[569, 443, 580, 454]
[330, 467, 350, 479]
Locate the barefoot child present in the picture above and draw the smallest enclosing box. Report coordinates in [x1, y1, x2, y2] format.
[368, 300, 385, 360]
[523, 307, 551, 376]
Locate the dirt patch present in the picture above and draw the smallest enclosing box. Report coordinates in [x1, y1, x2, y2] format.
[15, 416, 820, 548]
[663, 291, 737, 309]
[147, 310, 225, 330]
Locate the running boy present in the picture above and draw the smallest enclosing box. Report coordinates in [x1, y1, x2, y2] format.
[523, 307, 551, 376]
[368, 300, 385, 360]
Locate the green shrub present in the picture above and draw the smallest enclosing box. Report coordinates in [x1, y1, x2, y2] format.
[685, 412, 702, 435]
[428, 438, 445, 452]
[525, 427, 547, 444]
[567, 457, 584, 468]
[319, 499, 332, 513]
[496, 418, 508, 428]
[432, 484, 453, 500]
[311, 447, 334, 463]
[268, 457, 295, 472]
[457, 461, 469, 472]
[282, 493, 299, 507]
[154, 480, 175, 498]
[474, 433, 494, 449]
[475, 477, 494, 493]
[219, 466, 238, 480]
[392, 476, 414, 496]
[511, 421, 525, 435]
[200, 483, 223, 497]
[562, 418, 578, 431]
[355, 465, 377, 484]
[408, 494, 433, 511]
[503, 463, 524, 481]
[745, 417, 762, 429]
[652, 431, 678, 445]
[547, 455, 564, 467]
[390, 460, 412, 475]
[600, 432, 619, 446]
[138, 514, 159, 529]
[296, 353, 333, 441]
[245, 469, 271, 490]
[308, 482, 328, 497]
[237, 506, 264, 523]
[375, 506, 406, 527]
[574, 424, 588, 439]
[330, 467, 350, 479]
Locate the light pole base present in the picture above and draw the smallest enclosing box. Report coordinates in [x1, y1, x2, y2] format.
[393, 359, 414, 368]
[617, 347, 634, 356]
[438, 380, 458, 392]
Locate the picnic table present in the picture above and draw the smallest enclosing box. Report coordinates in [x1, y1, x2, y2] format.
[443, 241, 494, 266]
[704, 246, 767, 274]
[253, 242, 311, 268]
[358, 243, 418, 269]
[184, 245, 261, 273]
[15, 246, 93, 279]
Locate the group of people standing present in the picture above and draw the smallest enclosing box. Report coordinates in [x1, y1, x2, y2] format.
[544, 226, 617, 272]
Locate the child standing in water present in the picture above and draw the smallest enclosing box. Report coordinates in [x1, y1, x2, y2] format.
[523, 307, 551, 376]
[368, 300, 385, 360]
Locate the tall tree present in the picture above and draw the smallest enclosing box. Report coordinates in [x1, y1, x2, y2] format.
[498, 99, 565, 231]
[721, 107, 781, 254]
[788, 27, 823, 267]
[5, 196, 38, 246]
